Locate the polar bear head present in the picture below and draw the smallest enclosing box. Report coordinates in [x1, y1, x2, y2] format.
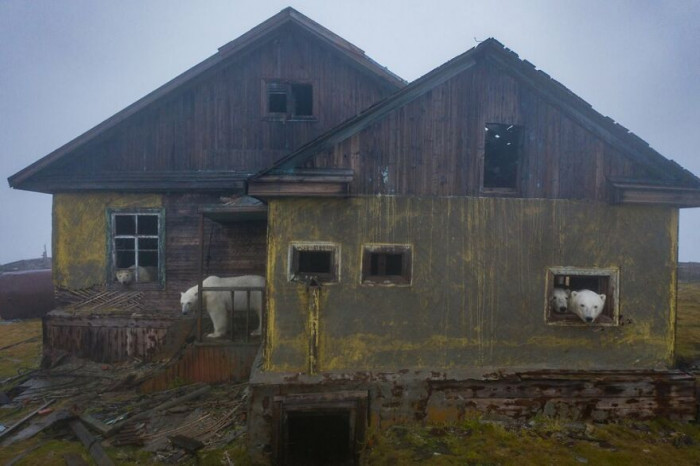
[115, 269, 134, 285]
[180, 285, 199, 314]
[550, 287, 570, 313]
[570, 289, 606, 323]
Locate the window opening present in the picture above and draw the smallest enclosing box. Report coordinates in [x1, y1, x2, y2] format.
[546, 267, 618, 326]
[291, 83, 313, 116]
[266, 81, 314, 119]
[111, 211, 161, 285]
[289, 243, 339, 283]
[362, 244, 412, 285]
[483, 123, 521, 190]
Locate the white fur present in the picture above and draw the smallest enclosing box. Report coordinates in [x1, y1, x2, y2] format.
[180, 275, 265, 339]
[116, 265, 153, 284]
[550, 287, 570, 313]
[569, 289, 606, 323]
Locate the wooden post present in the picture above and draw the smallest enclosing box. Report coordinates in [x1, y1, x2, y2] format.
[197, 213, 205, 342]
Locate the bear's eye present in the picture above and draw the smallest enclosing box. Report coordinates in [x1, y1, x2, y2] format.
[594, 306, 598, 309]
[580, 304, 585, 307]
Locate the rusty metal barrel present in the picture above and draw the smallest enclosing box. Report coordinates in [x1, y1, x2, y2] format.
[0, 269, 54, 320]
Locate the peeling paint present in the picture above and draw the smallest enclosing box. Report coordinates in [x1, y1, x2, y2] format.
[264, 196, 677, 372]
[53, 193, 162, 290]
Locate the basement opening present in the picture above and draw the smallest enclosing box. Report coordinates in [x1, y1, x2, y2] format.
[274, 391, 368, 466]
[545, 267, 619, 326]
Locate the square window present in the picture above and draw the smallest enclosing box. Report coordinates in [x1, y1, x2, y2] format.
[266, 81, 314, 119]
[289, 243, 339, 283]
[482, 123, 522, 191]
[545, 267, 619, 326]
[110, 210, 163, 286]
[361, 244, 412, 285]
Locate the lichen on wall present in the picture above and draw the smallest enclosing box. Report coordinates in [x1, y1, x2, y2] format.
[53, 193, 162, 289]
[264, 196, 677, 373]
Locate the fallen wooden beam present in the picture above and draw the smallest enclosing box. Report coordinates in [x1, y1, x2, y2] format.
[69, 419, 115, 466]
[79, 413, 110, 435]
[0, 399, 55, 443]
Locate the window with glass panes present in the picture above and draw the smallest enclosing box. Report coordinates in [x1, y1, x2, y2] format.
[111, 212, 161, 283]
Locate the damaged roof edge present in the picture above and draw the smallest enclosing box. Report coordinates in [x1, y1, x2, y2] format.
[7, 7, 405, 191]
[254, 38, 700, 189]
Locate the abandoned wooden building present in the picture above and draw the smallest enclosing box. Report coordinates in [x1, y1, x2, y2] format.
[8, 7, 700, 465]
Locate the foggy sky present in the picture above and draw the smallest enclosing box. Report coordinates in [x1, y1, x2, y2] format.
[1, 0, 699, 265]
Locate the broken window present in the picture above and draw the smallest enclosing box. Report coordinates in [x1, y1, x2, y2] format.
[289, 243, 339, 283]
[109, 210, 163, 286]
[266, 81, 314, 118]
[361, 244, 412, 285]
[482, 123, 522, 191]
[545, 267, 619, 326]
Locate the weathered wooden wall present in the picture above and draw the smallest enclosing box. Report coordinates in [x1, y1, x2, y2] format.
[264, 196, 677, 372]
[43, 312, 187, 363]
[141, 342, 260, 392]
[35, 24, 398, 185]
[311, 60, 650, 200]
[52, 192, 267, 312]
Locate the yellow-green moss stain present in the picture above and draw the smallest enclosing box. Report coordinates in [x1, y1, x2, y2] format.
[264, 196, 678, 372]
[53, 193, 162, 289]
[667, 209, 679, 365]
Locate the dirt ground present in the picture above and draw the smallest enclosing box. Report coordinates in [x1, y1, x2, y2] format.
[1, 283, 700, 464]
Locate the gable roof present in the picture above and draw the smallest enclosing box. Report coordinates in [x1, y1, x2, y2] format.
[8, 7, 405, 191]
[254, 38, 700, 193]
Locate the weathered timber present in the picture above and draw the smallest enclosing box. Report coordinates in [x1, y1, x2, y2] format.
[0, 399, 55, 443]
[70, 420, 115, 466]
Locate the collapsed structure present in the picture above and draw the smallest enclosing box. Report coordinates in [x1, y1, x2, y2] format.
[9, 7, 700, 464]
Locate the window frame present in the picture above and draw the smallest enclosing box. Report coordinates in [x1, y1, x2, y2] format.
[264, 80, 316, 121]
[544, 266, 619, 326]
[480, 122, 523, 195]
[288, 242, 340, 284]
[107, 208, 165, 289]
[360, 243, 412, 286]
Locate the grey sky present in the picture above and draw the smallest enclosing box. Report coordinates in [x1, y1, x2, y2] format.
[1, 0, 698, 264]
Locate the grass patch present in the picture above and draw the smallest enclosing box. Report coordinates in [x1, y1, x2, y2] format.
[364, 417, 700, 465]
[0, 319, 42, 379]
[677, 282, 700, 364]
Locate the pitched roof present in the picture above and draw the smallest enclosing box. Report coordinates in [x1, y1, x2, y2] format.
[8, 7, 405, 190]
[255, 38, 700, 190]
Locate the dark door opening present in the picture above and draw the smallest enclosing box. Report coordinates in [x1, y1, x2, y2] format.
[285, 410, 354, 465]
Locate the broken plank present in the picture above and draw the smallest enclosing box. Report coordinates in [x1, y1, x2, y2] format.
[0, 399, 55, 443]
[70, 419, 115, 466]
[79, 413, 110, 435]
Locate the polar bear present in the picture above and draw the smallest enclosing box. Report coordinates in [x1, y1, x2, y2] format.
[180, 275, 265, 339]
[550, 287, 570, 313]
[569, 289, 606, 323]
[116, 265, 153, 284]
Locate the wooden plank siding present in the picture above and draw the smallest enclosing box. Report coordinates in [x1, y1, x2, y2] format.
[25, 24, 398, 190]
[309, 60, 649, 199]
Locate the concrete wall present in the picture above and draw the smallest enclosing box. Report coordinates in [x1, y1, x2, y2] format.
[264, 196, 678, 372]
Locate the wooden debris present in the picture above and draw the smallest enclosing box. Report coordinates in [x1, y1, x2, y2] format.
[70, 419, 115, 466]
[79, 413, 110, 435]
[111, 422, 144, 447]
[168, 434, 204, 452]
[106, 384, 211, 437]
[0, 399, 55, 443]
[5, 409, 73, 445]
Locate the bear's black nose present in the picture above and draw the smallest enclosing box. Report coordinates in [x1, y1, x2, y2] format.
[559, 307, 567, 312]
[585, 317, 593, 323]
